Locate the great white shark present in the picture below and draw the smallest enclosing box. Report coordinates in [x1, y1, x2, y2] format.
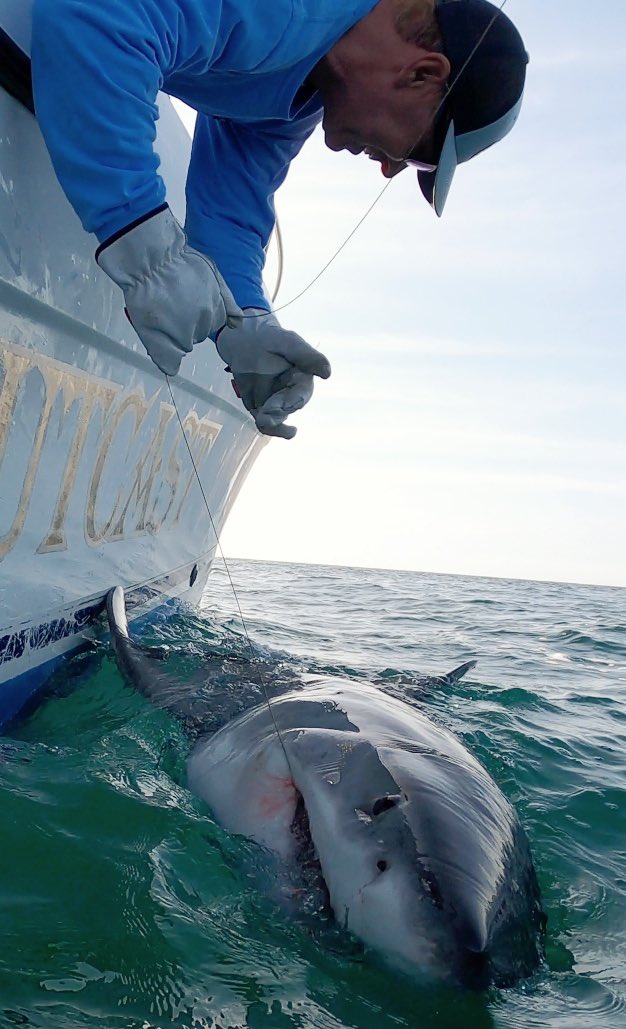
[106, 586, 545, 987]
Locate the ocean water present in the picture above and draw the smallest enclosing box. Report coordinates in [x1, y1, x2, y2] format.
[1, 559, 626, 1029]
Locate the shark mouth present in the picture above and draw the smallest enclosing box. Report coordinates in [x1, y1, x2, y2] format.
[287, 792, 365, 959]
[288, 790, 331, 919]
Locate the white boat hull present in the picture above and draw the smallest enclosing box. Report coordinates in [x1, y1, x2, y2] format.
[0, 13, 264, 724]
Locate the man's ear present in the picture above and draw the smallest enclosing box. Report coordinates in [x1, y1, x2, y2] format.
[406, 51, 450, 87]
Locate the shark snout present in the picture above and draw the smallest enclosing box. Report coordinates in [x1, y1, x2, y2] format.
[455, 907, 488, 955]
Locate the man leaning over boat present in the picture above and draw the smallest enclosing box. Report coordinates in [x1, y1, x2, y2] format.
[30, 0, 527, 439]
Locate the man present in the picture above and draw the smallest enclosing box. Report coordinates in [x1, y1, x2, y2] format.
[31, 0, 527, 439]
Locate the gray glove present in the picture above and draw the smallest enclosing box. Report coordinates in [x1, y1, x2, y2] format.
[97, 206, 242, 375]
[216, 309, 331, 439]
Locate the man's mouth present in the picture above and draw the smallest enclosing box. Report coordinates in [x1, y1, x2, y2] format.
[364, 148, 407, 179]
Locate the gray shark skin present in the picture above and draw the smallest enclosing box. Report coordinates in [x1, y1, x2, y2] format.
[106, 587, 545, 988]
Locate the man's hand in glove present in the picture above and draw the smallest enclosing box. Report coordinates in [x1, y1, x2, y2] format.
[216, 309, 331, 439]
[96, 205, 242, 375]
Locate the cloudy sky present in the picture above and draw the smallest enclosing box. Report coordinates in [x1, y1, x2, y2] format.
[183, 2, 626, 587]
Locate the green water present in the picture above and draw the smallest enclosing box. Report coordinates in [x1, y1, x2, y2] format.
[1, 561, 625, 1028]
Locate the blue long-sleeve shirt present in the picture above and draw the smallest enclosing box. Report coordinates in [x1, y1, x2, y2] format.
[31, 0, 377, 308]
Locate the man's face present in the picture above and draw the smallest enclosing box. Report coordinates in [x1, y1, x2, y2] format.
[318, 59, 444, 179]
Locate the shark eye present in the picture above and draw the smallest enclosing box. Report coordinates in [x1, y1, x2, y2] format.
[377, 859, 388, 872]
[372, 795, 399, 817]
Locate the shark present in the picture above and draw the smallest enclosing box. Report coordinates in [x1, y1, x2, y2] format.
[106, 586, 545, 987]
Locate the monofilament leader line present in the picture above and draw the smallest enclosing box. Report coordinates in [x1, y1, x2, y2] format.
[165, 375, 294, 770]
[245, 0, 510, 320]
[164, 0, 511, 761]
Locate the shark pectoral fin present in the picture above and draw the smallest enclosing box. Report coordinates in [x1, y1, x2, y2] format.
[437, 660, 478, 686]
[404, 660, 478, 693]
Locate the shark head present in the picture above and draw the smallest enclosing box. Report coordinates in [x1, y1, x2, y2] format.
[287, 725, 543, 985]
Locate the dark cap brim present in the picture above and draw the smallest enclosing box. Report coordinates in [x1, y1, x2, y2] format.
[418, 119, 458, 218]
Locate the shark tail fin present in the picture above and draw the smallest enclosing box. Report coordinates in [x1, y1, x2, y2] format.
[106, 586, 169, 664]
[107, 586, 130, 640]
[106, 586, 206, 729]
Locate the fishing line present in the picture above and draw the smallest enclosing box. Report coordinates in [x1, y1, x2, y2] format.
[244, 0, 510, 319]
[165, 375, 294, 770]
[164, 1, 510, 759]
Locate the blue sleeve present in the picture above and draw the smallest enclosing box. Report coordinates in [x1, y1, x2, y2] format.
[184, 109, 320, 310]
[31, 0, 218, 242]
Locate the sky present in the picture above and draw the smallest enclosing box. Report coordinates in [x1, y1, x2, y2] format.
[177, 2, 626, 587]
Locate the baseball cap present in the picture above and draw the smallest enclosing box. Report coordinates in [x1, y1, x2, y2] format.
[414, 0, 528, 216]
